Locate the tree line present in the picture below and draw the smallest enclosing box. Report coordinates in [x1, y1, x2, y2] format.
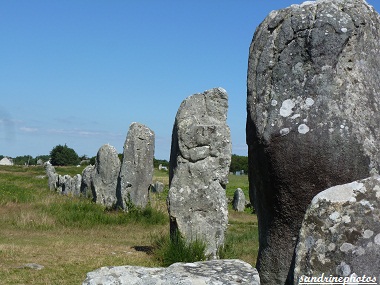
[2, 144, 248, 172]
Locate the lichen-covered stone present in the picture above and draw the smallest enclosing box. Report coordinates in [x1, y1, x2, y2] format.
[294, 176, 380, 284]
[93, 144, 120, 208]
[118, 122, 155, 210]
[81, 164, 95, 199]
[168, 87, 232, 258]
[82, 259, 260, 285]
[246, 1, 380, 284]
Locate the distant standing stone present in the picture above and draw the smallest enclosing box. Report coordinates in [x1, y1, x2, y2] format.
[81, 165, 95, 199]
[93, 144, 120, 208]
[168, 87, 232, 259]
[45, 163, 58, 191]
[118, 122, 155, 210]
[232, 188, 245, 212]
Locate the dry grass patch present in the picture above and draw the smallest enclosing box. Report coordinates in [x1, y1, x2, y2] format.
[0, 165, 258, 284]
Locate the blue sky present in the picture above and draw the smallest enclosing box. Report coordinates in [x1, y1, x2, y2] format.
[1, 0, 379, 160]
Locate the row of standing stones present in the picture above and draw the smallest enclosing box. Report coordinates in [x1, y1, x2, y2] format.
[46, 122, 155, 211]
[49, 0, 380, 284]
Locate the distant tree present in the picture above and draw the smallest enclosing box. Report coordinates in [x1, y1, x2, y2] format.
[0, 155, 4, 160]
[50, 144, 80, 166]
[89, 156, 96, 165]
[36, 155, 50, 163]
[230, 154, 248, 173]
[154, 158, 169, 168]
[13, 155, 36, 165]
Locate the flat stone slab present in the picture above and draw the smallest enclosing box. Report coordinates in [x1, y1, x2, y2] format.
[83, 259, 260, 285]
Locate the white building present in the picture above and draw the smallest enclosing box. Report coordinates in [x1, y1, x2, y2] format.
[0, 157, 14, 166]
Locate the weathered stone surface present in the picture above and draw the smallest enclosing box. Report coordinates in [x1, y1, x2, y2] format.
[168, 87, 231, 258]
[82, 259, 260, 285]
[45, 163, 58, 191]
[72, 174, 82, 196]
[246, 1, 380, 284]
[232, 188, 245, 212]
[57, 174, 71, 194]
[93, 144, 120, 208]
[118, 122, 155, 210]
[294, 176, 380, 283]
[81, 165, 95, 199]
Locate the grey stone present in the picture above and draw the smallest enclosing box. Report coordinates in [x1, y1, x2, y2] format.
[246, 0, 380, 283]
[81, 165, 95, 199]
[72, 174, 82, 196]
[82, 259, 260, 285]
[168, 87, 232, 259]
[118, 122, 155, 210]
[294, 176, 380, 284]
[93, 144, 120, 208]
[45, 163, 58, 191]
[57, 174, 71, 194]
[232, 188, 245, 212]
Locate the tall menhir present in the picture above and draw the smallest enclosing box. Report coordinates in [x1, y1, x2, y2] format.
[246, 0, 380, 284]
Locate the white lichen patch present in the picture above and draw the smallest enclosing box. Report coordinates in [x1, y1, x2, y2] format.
[271, 99, 278, 106]
[360, 200, 374, 210]
[341, 27, 348, 33]
[341, 215, 351, 223]
[291, 114, 301, 119]
[340, 243, 354, 252]
[329, 211, 340, 221]
[280, 99, 295, 117]
[280, 128, 290, 136]
[328, 243, 336, 251]
[305, 98, 315, 106]
[298, 124, 310, 134]
[363, 229, 374, 239]
[374, 233, 380, 245]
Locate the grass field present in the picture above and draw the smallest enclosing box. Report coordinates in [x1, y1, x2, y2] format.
[0, 165, 258, 284]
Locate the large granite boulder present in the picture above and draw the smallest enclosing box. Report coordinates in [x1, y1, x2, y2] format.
[118, 122, 155, 210]
[82, 259, 260, 285]
[93, 144, 120, 208]
[246, 0, 380, 284]
[168, 87, 232, 259]
[294, 176, 380, 283]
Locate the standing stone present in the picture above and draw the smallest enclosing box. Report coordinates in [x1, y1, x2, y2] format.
[246, 1, 380, 284]
[81, 165, 95, 199]
[118, 122, 155, 210]
[232, 188, 245, 212]
[72, 174, 82, 196]
[294, 176, 380, 284]
[45, 163, 58, 191]
[168, 87, 231, 259]
[93, 144, 120, 208]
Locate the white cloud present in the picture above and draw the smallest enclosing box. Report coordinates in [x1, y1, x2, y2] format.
[20, 127, 38, 132]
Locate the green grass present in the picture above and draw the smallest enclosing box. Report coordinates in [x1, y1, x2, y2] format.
[226, 174, 249, 199]
[0, 165, 258, 284]
[152, 230, 207, 267]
